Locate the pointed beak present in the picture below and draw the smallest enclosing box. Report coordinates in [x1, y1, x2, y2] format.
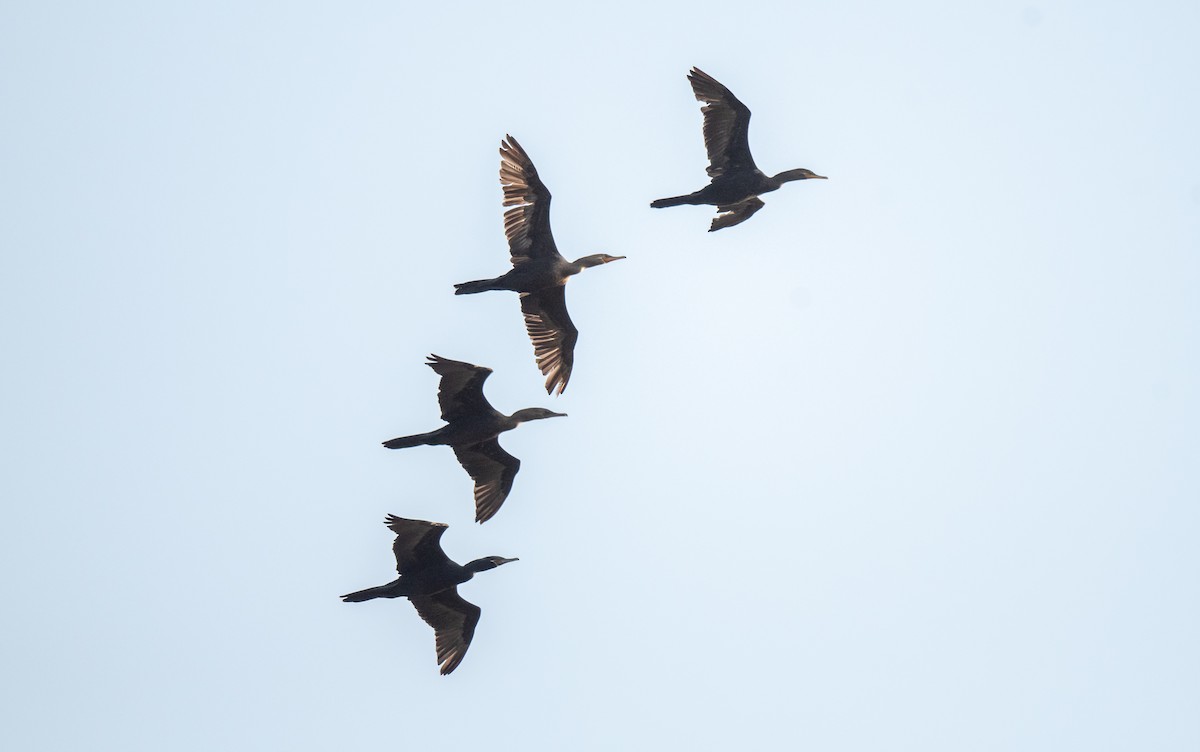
[500, 557, 519, 565]
[548, 411, 567, 418]
[607, 255, 627, 263]
[812, 174, 828, 180]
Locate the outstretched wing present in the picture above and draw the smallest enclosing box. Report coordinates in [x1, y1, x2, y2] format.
[409, 589, 482, 675]
[500, 135, 562, 264]
[452, 439, 520, 523]
[688, 67, 757, 178]
[711, 197, 766, 232]
[384, 515, 451, 575]
[519, 287, 578, 396]
[426, 354, 496, 422]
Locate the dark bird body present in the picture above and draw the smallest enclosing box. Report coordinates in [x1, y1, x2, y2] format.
[651, 67, 826, 231]
[383, 354, 565, 523]
[455, 136, 624, 394]
[341, 515, 517, 675]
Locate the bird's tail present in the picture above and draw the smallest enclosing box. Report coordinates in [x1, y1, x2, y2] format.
[382, 432, 437, 449]
[454, 278, 501, 295]
[341, 585, 391, 603]
[650, 194, 695, 209]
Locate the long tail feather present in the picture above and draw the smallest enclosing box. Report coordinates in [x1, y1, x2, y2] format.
[454, 279, 500, 295]
[382, 432, 436, 449]
[340, 585, 391, 603]
[650, 194, 696, 208]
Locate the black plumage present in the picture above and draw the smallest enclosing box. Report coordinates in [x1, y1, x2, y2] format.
[455, 136, 625, 395]
[341, 515, 518, 675]
[651, 67, 827, 231]
[382, 354, 565, 523]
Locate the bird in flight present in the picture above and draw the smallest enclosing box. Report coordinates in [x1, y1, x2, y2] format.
[382, 354, 565, 523]
[651, 67, 827, 231]
[341, 515, 518, 675]
[455, 136, 625, 395]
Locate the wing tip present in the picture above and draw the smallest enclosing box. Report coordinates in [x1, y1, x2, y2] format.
[438, 654, 465, 675]
[474, 498, 500, 524]
[544, 369, 569, 395]
[384, 514, 447, 529]
[499, 135, 529, 166]
[426, 353, 493, 375]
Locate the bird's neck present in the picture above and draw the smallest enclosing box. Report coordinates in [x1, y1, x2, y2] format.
[571, 254, 609, 271]
[465, 557, 499, 573]
[771, 169, 813, 186]
[508, 408, 542, 424]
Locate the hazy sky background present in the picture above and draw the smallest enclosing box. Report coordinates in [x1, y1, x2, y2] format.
[2, 1, 1198, 749]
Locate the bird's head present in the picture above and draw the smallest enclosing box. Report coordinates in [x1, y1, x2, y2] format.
[510, 407, 567, 423]
[574, 253, 627, 268]
[466, 555, 520, 573]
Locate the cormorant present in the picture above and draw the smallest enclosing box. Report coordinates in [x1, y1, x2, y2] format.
[455, 136, 625, 395]
[382, 354, 565, 523]
[341, 515, 518, 675]
[651, 67, 827, 231]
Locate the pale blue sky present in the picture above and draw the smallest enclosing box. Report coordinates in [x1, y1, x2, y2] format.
[2, 1, 1198, 750]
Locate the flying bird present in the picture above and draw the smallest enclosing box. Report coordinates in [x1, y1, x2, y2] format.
[651, 67, 827, 231]
[341, 515, 518, 675]
[455, 136, 625, 395]
[382, 354, 565, 523]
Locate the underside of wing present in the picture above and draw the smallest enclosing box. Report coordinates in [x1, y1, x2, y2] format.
[452, 439, 520, 523]
[500, 136, 561, 264]
[519, 287, 578, 395]
[409, 589, 482, 675]
[426, 354, 496, 422]
[688, 67, 756, 178]
[711, 197, 766, 231]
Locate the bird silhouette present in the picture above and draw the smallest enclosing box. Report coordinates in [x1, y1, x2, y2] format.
[342, 515, 518, 675]
[455, 136, 625, 394]
[652, 67, 826, 231]
[382, 354, 565, 522]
